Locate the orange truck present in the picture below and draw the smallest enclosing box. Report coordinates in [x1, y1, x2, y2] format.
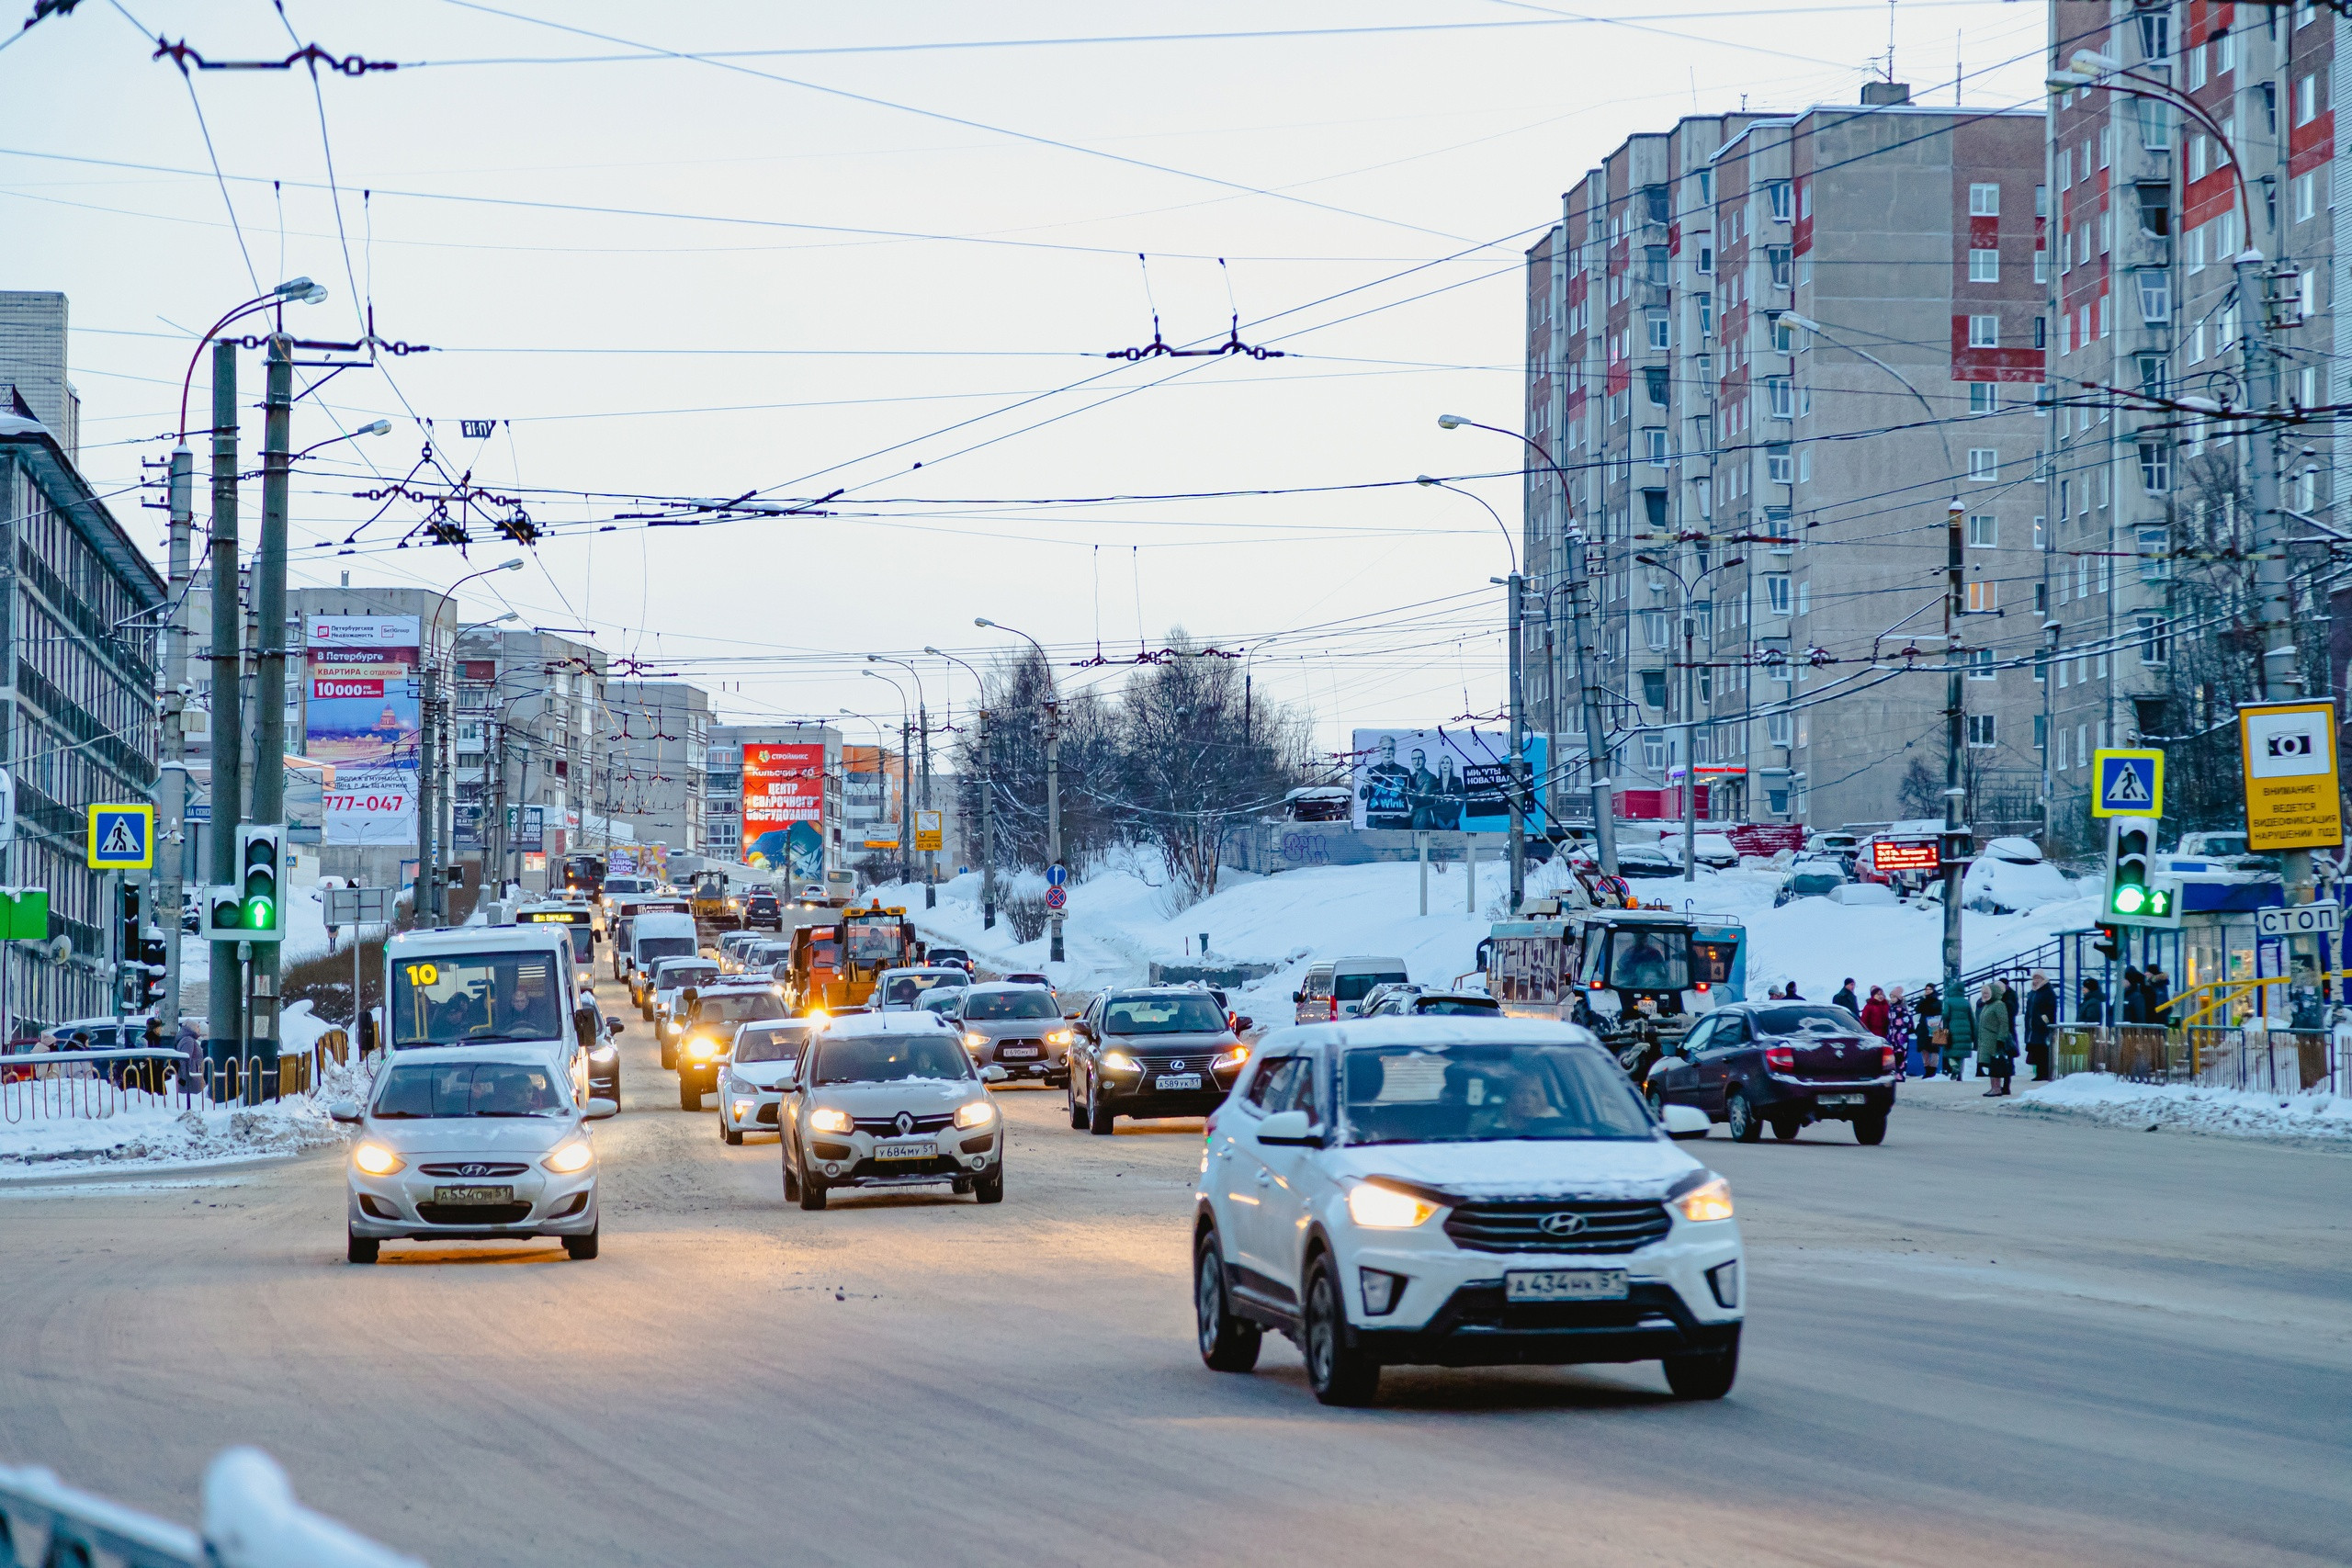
[791, 903, 917, 1011]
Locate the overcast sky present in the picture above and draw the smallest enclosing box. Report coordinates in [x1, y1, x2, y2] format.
[4, 0, 2043, 755]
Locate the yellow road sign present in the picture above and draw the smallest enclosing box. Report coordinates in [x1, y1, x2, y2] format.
[915, 810, 943, 852]
[2239, 702, 2344, 851]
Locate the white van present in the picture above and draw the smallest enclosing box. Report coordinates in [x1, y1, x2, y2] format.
[1293, 956, 1411, 1022]
[624, 911, 699, 1000]
[382, 923, 598, 1101]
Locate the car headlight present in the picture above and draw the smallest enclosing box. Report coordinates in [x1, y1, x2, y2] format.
[1675, 1177, 1735, 1224]
[542, 1138, 595, 1175]
[953, 1098, 998, 1129]
[1102, 1049, 1141, 1072]
[351, 1141, 404, 1176]
[1214, 1045, 1250, 1069]
[964, 1030, 987, 1049]
[686, 1036, 720, 1060]
[1347, 1181, 1437, 1229]
[1046, 1028, 1072, 1045]
[808, 1106, 854, 1134]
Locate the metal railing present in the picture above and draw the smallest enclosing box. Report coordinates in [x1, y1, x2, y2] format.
[0, 1032, 357, 1124]
[0, 1447, 422, 1567]
[2052, 1021, 2346, 1094]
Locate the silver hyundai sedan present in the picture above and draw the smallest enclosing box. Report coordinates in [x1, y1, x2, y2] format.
[334, 1047, 616, 1263]
[782, 1013, 1002, 1210]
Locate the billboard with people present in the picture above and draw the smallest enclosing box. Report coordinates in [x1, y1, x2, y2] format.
[1349, 728, 1546, 834]
[307, 615, 422, 844]
[743, 742, 825, 885]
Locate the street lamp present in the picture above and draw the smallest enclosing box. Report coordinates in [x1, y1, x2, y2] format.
[289, 420, 393, 463]
[975, 615, 1064, 963]
[1437, 413, 1616, 890]
[869, 653, 935, 905]
[863, 669, 912, 888]
[1634, 552, 1745, 880]
[927, 644, 997, 928]
[418, 558, 526, 919]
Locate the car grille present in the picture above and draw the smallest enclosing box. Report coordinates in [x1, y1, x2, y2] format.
[1442, 1281, 1689, 1332]
[416, 1201, 533, 1225]
[1442, 1200, 1673, 1255]
[755, 1105, 779, 1125]
[418, 1163, 529, 1179]
[852, 1112, 954, 1135]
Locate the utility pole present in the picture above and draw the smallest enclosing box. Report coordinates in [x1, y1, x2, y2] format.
[1046, 695, 1063, 964]
[157, 444, 193, 1040]
[898, 715, 911, 889]
[204, 341, 243, 1089]
[418, 661, 440, 922]
[1506, 569, 1526, 914]
[247, 333, 292, 1082]
[919, 701, 934, 908]
[1941, 498, 1967, 1004]
[978, 705, 996, 929]
[1563, 529, 1619, 874]
[1679, 570, 1700, 880]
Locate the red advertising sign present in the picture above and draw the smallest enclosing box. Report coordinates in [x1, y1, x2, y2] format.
[1871, 840, 1940, 873]
[313, 677, 385, 700]
[742, 743, 824, 874]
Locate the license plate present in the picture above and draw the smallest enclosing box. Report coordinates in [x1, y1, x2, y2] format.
[432, 1185, 513, 1205]
[1506, 1269, 1629, 1303]
[1816, 1093, 1864, 1106]
[874, 1138, 934, 1161]
[1000, 1045, 1041, 1059]
[1154, 1073, 1203, 1091]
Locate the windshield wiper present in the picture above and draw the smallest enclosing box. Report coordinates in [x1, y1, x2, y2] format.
[446, 1031, 558, 1044]
[468, 1110, 563, 1118]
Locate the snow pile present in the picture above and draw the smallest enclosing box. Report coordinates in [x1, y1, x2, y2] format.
[2009, 1073, 2352, 1141]
[1962, 851, 2079, 913]
[0, 1094, 346, 1171]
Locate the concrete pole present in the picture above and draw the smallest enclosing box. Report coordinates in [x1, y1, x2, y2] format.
[418, 663, 440, 922]
[1680, 568, 1699, 883]
[1563, 531, 1618, 874]
[158, 445, 193, 1039]
[1507, 570, 1526, 913]
[919, 703, 934, 908]
[1046, 697, 1063, 964]
[1419, 830, 1429, 916]
[898, 716, 911, 888]
[204, 341, 243, 1089]
[1465, 831, 1476, 914]
[248, 334, 291, 1077]
[1942, 498, 1967, 1003]
[978, 706, 997, 930]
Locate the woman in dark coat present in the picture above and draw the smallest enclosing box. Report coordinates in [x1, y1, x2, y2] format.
[1974, 983, 2016, 1096]
[2079, 976, 2106, 1026]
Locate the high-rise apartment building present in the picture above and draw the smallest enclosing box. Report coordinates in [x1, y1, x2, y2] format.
[1527, 87, 2051, 831]
[606, 682, 711, 858]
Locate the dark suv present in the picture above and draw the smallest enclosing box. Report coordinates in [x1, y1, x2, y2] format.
[1645, 1001, 1898, 1144]
[745, 891, 783, 931]
[1067, 987, 1248, 1134]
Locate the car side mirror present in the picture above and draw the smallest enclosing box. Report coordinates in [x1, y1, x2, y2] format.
[775, 1064, 799, 1091]
[1292, 989, 1305, 1004]
[979, 1065, 1011, 1083]
[328, 1099, 362, 1124]
[605, 1016, 623, 1037]
[1255, 1109, 1320, 1146]
[584, 1097, 619, 1120]
[1233, 1016, 1253, 1033]
[1659, 1103, 1710, 1139]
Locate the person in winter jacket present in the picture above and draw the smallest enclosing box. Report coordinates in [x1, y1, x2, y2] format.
[1939, 979, 1974, 1079]
[1886, 985, 1919, 1077]
[1860, 986, 1890, 1038]
[1832, 978, 1860, 1014]
[2022, 971, 2058, 1080]
[1974, 982, 2016, 1096]
[2079, 976, 2107, 1025]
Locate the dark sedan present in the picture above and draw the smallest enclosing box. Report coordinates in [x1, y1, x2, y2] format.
[1066, 988, 1249, 1134]
[1645, 1002, 1897, 1145]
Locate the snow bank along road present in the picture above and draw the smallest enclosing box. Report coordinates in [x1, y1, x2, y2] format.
[0, 978, 2344, 1568]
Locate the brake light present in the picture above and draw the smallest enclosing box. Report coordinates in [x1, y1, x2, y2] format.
[1880, 1046, 1898, 1073]
[1329, 997, 1339, 1021]
[1764, 1045, 1795, 1072]
[1693, 981, 1710, 992]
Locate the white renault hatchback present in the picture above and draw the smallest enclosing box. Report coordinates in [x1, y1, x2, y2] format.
[1193, 1018, 1741, 1405]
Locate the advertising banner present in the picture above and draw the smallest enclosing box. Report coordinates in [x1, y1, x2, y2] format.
[743, 742, 826, 885]
[1349, 728, 1547, 834]
[308, 615, 422, 845]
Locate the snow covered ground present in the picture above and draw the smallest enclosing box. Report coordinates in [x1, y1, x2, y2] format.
[867, 850, 2101, 1027]
[1900, 1071, 2352, 1144]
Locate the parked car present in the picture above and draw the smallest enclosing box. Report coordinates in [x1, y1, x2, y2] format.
[781, 1012, 1003, 1208]
[953, 981, 1075, 1083]
[1644, 1001, 1898, 1144]
[1192, 1017, 1738, 1405]
[1067, 987, 1249, 1133]
[1686, 832, 1740, 870]
[1772, 861, 1849, 907]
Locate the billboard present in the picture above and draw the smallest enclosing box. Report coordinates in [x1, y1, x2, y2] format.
[1350, 728, 1547, 834]
[743, 742, 825, 885]
[308, 615, 421, 845]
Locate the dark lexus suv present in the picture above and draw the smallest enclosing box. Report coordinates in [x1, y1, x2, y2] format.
[1067, 987, 1249, 1134]
[1645, 1001, 1898, 1144]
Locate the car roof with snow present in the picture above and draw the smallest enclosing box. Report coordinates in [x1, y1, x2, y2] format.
[1252, 1016, 1603, 1052]
[370, 1043, 580, 1072]
[389, 923, 569, 953]
[821, 1009, 959, 1037]
[963, 979, 1051, 994]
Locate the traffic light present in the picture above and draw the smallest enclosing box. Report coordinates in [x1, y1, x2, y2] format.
[2093, 922, 2123, 960]
[118, 882, 141, 969]
[2104, 815, 2179, 925]
[235, 823, 285, 942]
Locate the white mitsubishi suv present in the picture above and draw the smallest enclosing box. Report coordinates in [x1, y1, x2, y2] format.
[1193, 1017, 1742, 1405]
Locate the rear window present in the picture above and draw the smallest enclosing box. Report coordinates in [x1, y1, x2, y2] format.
[637, 936, 695, 962]
[658, 962, 718, 987]
[1413, 997, 1498, 1015]
[1787, 874, 1843, 897]
[735, 1025, 808, 1063]
[1754, 1006, 1864, 1035]
[1334, 970, 1408, 1002]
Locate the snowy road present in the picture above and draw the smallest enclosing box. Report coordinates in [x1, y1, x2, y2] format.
[0, 979, 2344, 1567]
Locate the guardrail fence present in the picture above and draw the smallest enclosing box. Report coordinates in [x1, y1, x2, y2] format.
[0, 1031, 360, 1125]
[2051, 1022, 2344, 1094]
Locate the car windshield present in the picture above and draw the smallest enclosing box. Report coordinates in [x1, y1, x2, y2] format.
[880, 972, 966, 1005]
[1754, 1005, 1865, 1035]
[964, 990, 1060, 1021]
[658, 964, 718, 989]
[811, 1034, 972, 1085]
[390, 951, 567, 1046]
[1104, 996, 1227, 1034]
[1333, 970, 1408, 1002]
[637, 936, 695, 962]
[1415, 997, 1499, 1015]
[374, 1060, 568, 1118]
[1788, 874, 1843, 897]
[694, 991, 786, 1025]
[845, 921, 906, 964]
[1606, 929, 1690, 990]
[734, 1026, 808, 1063]
[805, 938, 841, 967]
[1339, 1042, 1653, 1145]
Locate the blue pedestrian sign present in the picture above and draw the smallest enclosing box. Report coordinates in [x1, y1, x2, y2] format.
[87, 804, 154, 869]
[1046, 863, 1068, 887]
[2091, 749, 2165, 818]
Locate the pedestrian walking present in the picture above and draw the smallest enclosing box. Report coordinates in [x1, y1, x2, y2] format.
[1939, 978, 1974, 1079]
[1913, 984, 1941, 1077]
[1885, 986, 1917, 1078]
[1860, 985, 1890, 1038]
[1975, 981, 2016, 1096]
[2143, 964, 2172, 1027]
[2079, 975, 2107, 1026]
[2120, 967, 2149, 1025]
[175, 1017, 202, 1098]
[2023, 970, 2058, 1081]
[1832, 977, 1860, 1014]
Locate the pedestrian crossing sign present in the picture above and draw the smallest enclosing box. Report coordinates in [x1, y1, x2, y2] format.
[86, 804, 154, 869]
[2091, 750, 2165, 818]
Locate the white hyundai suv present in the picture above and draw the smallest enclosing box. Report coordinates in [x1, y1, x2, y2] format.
[1193, 1017, 1742, 1405]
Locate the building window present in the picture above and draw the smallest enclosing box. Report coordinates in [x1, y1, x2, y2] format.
[2137, 524, 2171, 581]
[2034, 248, 2048, 284]
[1645, 366, 1669, 405]
[1966, 581, 1998, 614]
[1968, 314, 2000, 348]
[1644, 427, 1669, 465]
[1767, 247, 1792, 287]
[2032, 515, 2045, 548]
[1641, 732, 1668, 771]
[2138, 440, 2172, 494]
[1766, 377, 1793, 418]
[1646, 311, 1670, 350]
[2137, 9, 2169, 60]
[1967, 448, 1998, 480]
[2137, 614, 2170, 664]
[1969, 183, 2000, 217]
[1767, 180, 1792, 220]
[1770, 313, 1796, 352]
[1969, 383, 2000, 413]
[1967, 713, 1997, 746]
[1759, 637, 1792, 682]
[1763, 507, 1794, 552]
[1966, 513, 1997, 548]
[1969, 248, 2000, 283]
[1642, 611, 1671, 650]
[1767, 444, 1793, 483]
[1697, 291, 1713, 335]
[2298, 73, 2320, 127]
[2294, 171, 2317, 223]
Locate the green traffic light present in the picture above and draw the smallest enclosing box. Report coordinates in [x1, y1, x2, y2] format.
[244, 897, 276, 931]
[2112, 885, 2145, 914]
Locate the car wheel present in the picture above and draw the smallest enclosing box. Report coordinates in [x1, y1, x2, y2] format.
[1193, 1230, 1261, 1373]
[679, 1078, 700, 1112]
[563, 1225, 600, 1261]
[1770, 1115, 1800, 1141]
[797, 1165, 828, 1211]
[345, 1227, 379, 1265]
[1088, 1085, 1116, 1135]
[974, 1163, 1004, 1204]
[951, 1176, 973, 1194]
[1645, 1086, 1668, 1119]
[1303, 1256, 1379, 1406]
[1726, 1089, 1762, 1144]
[1853, 1112, 1888, 1145]
[723, 1123, 743, 1145]
[1067, 1076, 1087, 1130]
[1663, 1328, 1740, 1400]
[660, 1041, 676, 1070]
